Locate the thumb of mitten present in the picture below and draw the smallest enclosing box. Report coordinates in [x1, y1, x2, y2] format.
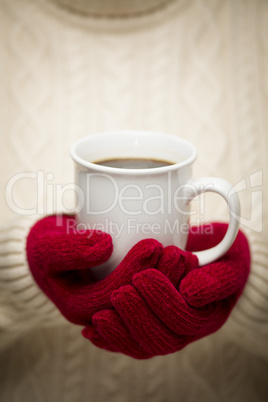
[26, 215, 113, 277]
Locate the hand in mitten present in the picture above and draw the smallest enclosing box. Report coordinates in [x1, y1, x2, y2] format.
[26, 215, 195, 326]
[27, 217, 250, 359]
[83, 224, 250, 359]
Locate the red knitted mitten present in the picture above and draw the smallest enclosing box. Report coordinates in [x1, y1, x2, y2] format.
[27, 215, 194, 326]
[83, 223, 250, 359]
[27, 216, 250, 359]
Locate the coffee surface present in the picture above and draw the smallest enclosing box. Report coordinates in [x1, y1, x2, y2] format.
[94, 158, 172, 169]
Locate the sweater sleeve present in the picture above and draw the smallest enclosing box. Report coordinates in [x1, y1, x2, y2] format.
[223, 229, 268, 360]
[0, 216, 66, 350]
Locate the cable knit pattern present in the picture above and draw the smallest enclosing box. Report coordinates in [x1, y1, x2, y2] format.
[1, 0, 268, 400]
[182, 0, 225, 175]
[0, 217, 65, 351]
[5, 1, 52, 171]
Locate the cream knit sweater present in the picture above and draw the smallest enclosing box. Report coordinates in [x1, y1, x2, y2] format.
[1, 0, 268, 400]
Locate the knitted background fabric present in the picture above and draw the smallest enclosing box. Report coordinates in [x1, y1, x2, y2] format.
[26, 215, 250, 359]
[1, 0, 268, 400]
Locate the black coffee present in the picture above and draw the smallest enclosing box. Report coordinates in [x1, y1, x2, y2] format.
[94, 158, 172, 169]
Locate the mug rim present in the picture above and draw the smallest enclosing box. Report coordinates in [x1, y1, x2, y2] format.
[70, 130, 197, 175]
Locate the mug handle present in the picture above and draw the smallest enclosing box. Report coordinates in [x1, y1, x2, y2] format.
[186, 177, 240, 266]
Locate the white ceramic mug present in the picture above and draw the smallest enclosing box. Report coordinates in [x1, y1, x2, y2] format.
[70, 131, 240, 278]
